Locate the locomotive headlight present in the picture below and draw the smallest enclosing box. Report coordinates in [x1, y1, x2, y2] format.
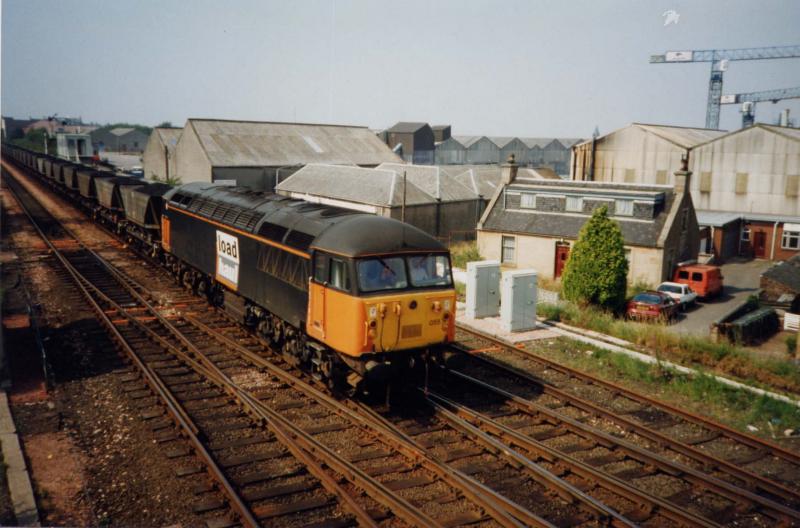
[443, 299, 452, 311]
[368, 306, 378, 319]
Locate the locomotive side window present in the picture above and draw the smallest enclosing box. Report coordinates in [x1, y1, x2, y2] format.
[314, 253, 327, 283]
[329, 258, 350, 291]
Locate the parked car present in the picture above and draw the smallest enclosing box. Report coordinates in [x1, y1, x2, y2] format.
[657, 281, 698, 309]
[626, 291, 679, 322]
[673, 264, 724, 299]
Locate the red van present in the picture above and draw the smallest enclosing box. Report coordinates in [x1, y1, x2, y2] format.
[672, 264, 724, 299]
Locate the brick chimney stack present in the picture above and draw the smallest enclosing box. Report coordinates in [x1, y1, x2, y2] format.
[672, 154, 691, 195]
[501, 154, 518, 184]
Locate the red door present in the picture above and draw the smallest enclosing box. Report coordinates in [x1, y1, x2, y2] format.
[554, 243, 570, 278]
[753, 231, 767, 258]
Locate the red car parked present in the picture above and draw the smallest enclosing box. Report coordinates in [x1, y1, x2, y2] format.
[626, 291, 679, 323]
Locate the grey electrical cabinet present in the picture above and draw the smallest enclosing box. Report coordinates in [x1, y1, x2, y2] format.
[465, 260, 501, 319]
[500, 269, 537, 332]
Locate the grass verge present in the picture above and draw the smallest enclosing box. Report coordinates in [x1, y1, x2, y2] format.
[538, 302, 800, 396]
[521, 337, 800, 438]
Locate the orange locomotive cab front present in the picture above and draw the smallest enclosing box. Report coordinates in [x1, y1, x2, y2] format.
[306, 251, 456, 375]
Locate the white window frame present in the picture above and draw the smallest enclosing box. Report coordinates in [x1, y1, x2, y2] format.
[501, 236, 516, 263]
[615, 199, 634, 216]
[782, 230, 800, 250]
[741, 227, 751, 242]
[520, 193, 536, 209]
[565, 196, 583, 212]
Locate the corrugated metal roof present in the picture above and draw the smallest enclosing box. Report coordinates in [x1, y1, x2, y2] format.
[452, 136, 485, 148]
[633, 123, 727, 149]
[376, 163, 478, 202]
[275, 164, 434, 207]
[488, 137, 516, 148]
[387, 122, 429, 133]
[188, 119, 401, 167]
[695, 210, 742, 227]
[155, 127, 182, 151]
[754, 124, 800, 143]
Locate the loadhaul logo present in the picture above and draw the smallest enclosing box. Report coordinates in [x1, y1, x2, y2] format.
[216, 230, 240, 288]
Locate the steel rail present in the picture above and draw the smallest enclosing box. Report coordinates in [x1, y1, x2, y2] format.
[424, 390, 717, 528]
[1, 168, 261, 528]
[182, 313, 537, 528]
[455, 323, 800, 498]
[82, 266, 432, 528]
[4, 158, 528, 528]
[436, 368, 800, 525]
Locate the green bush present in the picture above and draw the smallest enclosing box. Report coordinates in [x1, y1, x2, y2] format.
[561, 206, 628, 311]
[450, 242, 482, 269]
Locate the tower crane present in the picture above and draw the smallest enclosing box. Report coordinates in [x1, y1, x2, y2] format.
[649, 45, 800, 129]
[720, 86, 800, 128]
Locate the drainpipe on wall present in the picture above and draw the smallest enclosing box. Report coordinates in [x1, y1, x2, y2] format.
[769, 221, 779, 260]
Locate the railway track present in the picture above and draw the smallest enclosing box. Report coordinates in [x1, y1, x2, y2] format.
[4, 167, 513, 528]
[449, 324, 800, 524]
[7, 157, 800, 526]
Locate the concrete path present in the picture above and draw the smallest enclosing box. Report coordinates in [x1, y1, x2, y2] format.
[0, 391, 40, 526]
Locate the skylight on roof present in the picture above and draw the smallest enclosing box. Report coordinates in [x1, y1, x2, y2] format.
[303, 136, 324, 154]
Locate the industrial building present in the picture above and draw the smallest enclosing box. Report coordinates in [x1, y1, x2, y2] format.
[276, 163, 483, 240]
[385, 122, 435, 164]
[142, 127, 183, 182]
[478, 162, 699, 285]
[91, 127, 150, 153]
[572, 122, 800, 262]
[173, 119, 401, 191]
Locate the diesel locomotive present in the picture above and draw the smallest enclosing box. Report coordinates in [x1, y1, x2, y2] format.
[3, 146, 457, 391]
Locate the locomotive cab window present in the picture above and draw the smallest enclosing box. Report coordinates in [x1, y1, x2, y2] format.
[358, 257, 407, 292]
[314, 253, 328, 283]
[408, 254, 452, 288]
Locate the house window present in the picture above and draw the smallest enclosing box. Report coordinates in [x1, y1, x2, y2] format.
[782, 230, 800, 250]
[741, 227, 750, 242]
[615, 199, 634, 216]
[520, 193, 536, 209]
[565, 196, 583, 212]
[501, 236, 516, 263]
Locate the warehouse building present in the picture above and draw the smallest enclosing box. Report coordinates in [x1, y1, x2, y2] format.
[385, 122, 435, 164]
[142, 127, 182, 182]
[92, 127, 150, 153]
[570, 123, 725, 184]
[572, 122, 800, 262]
[432, 125, 451, 142]
[173, 119, 401, 191]
[478, 162, 699, 285]
[457, 136, 500, 165]
[434, 136, 467, 165]
[276, 163, 483, 240]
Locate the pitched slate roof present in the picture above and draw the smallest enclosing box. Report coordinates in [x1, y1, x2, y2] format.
[481, 179, 676, 248]
[762, 255, 800, 293]
[376, 163, 478, 202]
[186, 119, 401, 167]
[275, 164, 435, 207]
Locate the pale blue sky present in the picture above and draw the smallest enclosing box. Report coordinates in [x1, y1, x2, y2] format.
[2, 0, 799, 137]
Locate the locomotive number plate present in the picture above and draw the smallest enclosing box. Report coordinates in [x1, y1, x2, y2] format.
[216, 230, 240, 288]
